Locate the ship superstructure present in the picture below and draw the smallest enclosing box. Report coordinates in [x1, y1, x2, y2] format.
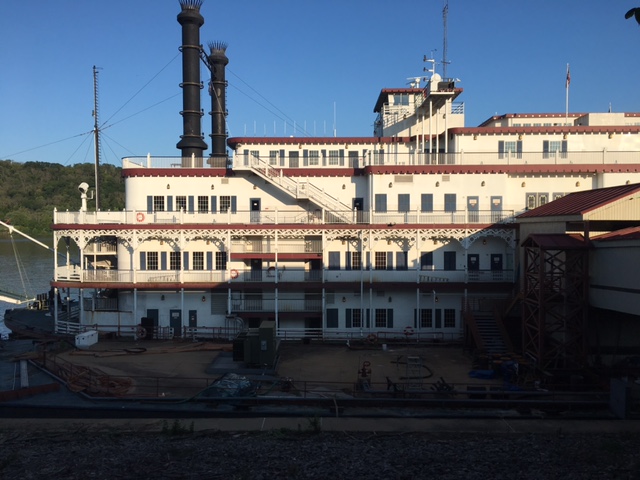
[51, 1, 640, 344]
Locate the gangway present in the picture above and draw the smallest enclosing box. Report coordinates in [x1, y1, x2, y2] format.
[0, 288, 34, 305]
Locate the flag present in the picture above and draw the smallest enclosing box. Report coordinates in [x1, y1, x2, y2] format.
[566, 65, 571, 88]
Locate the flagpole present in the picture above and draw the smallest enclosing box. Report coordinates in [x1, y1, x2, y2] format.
[565, 63, 570, 125]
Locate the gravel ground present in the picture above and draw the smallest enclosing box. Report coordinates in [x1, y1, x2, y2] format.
[1, 424, 639, 479]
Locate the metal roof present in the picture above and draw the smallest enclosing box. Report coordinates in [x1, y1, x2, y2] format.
[592, 226, 640, 242]
[518, 183, 640, 219]
[521, 233, 587, 249]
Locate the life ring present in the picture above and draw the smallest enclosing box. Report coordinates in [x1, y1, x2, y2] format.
[230, 269, 239, 279]
[136, 326, 147, 339]
[136, 212, 145, 222]
[366, 333, 378, 344]
[404, 326, 415, 336]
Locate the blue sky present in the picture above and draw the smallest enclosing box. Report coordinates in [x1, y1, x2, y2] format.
[1, 1, 639, 166]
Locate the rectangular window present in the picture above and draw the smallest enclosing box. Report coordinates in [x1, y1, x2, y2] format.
[215, 251, 227, 271]
[328, 251, 340, 270]
[328, 150, 340, 165]
[419, 309, 433, 328]
[308, 150, 319, 166]
[349, 251, 362, 270]
[197, 196, 208, 213]
[398, 194, 410, 213]
[444, 251, 456, 271]
[420, 193, 433, 212]
[176, 196, 187, 212]
[374, 252, 387, 270]
[444, 194, 457, 212]
[169, 251, 181, 270]
[219, 196, 231, 213]
[420, 252, 433, 270]
[147, 252, 159, 271]
[192, 252, 204, 270]
[444, 309, 456, 328]
[374, 194, 387, 213]
[396, 251, 408, 270]
[326, 309, 339, 328]
[375, 309, 387, 328]
[153, 196, 165, 212]
[269, 150, 278, 166]
[347, 309, 363, 328]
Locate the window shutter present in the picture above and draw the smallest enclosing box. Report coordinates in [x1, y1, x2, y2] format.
[498, 141, 505, 157]
[146, 196, 153, 213]
[366, 252, 371, 270]
[543, 140, 549, 153]
[345, 252, 351, 270]
[517, 141, 523, 155]
[366, 309, 370, 328]
[160, 252, 167, 270]
[339, 149, 345, 166]
[210, 196, 217, 213]
[140, 252, 146, 270]
[188, 196, 195, 213]
[303, 150, 309, 166]
[206, 252, 213, 270]
[387, 309, 394, 328]
[183, 252, 189, 270]
[167, 196, 173, 212]
[321, 149, 327, 166]
[231, 196, 237, 213]
[561, 140, 567, 153]
[413, 309, 417, 328]
[387, 251, 393, 270]
[279, 149, 285, 167]
[243, 149, 249, 166]
[346, 309, 352, 328]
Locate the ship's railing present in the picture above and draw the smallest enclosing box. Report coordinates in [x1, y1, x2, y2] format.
[122, 150, 640, 170]
[53, 208, 517, 226]
[54, 266, 514, 285]
[230, 239, 322, 254]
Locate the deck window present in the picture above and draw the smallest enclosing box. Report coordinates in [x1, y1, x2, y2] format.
[176, 196, 186, 212]
[375, 309, 393, 328]
[197, 196, 208, 213]
[308, 150, 319, 166]
[444, 309, 456, 328]
[153, 196, 165, 212]
[169, 252, 181, 270]
[192, 252, 204, 270]
[374, 252, 387, 270]
[215, 252, 227, 271]
[418, 309, 433, 328]
[146, 252, 158, 271]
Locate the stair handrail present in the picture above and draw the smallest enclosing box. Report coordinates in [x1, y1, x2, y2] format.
[248, 153, 353, 223]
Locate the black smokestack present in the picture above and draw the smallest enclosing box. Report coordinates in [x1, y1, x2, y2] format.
[207, 41, 229, 166]
[177, 0, 207, 165]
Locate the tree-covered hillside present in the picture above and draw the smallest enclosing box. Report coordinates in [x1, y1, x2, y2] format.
[0, 161, 124, 235]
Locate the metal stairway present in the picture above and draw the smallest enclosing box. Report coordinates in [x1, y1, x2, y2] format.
[248, 154, 354, 223]
[473, 314, 508, 355]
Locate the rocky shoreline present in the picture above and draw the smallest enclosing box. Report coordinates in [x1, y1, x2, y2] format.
[1, 425, 639, 479]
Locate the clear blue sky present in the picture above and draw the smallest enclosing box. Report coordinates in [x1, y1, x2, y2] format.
[1, 1, 639, 166]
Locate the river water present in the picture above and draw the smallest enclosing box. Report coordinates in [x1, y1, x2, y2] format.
[0, 236, 59, 333]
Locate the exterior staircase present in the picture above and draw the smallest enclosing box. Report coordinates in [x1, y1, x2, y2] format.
[473, 315, 507, 355]
[248, 154, 354, 223]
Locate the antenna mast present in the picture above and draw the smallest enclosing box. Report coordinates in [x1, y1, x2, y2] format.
[442, 0, 449, 79]
[92, 65, 101, 211]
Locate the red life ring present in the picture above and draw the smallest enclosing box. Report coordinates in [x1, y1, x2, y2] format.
[230, 269, 239, 279]
[136, 212, 145, 222]
[366, 333, 378, 344]
[404, 326, 415, 336]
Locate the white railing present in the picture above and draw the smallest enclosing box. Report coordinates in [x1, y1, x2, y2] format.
[55, 267, 514, 285]
[123, 150, 640, 170]
[54, 208, 516, 226]
[230, 239, 322, 254]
